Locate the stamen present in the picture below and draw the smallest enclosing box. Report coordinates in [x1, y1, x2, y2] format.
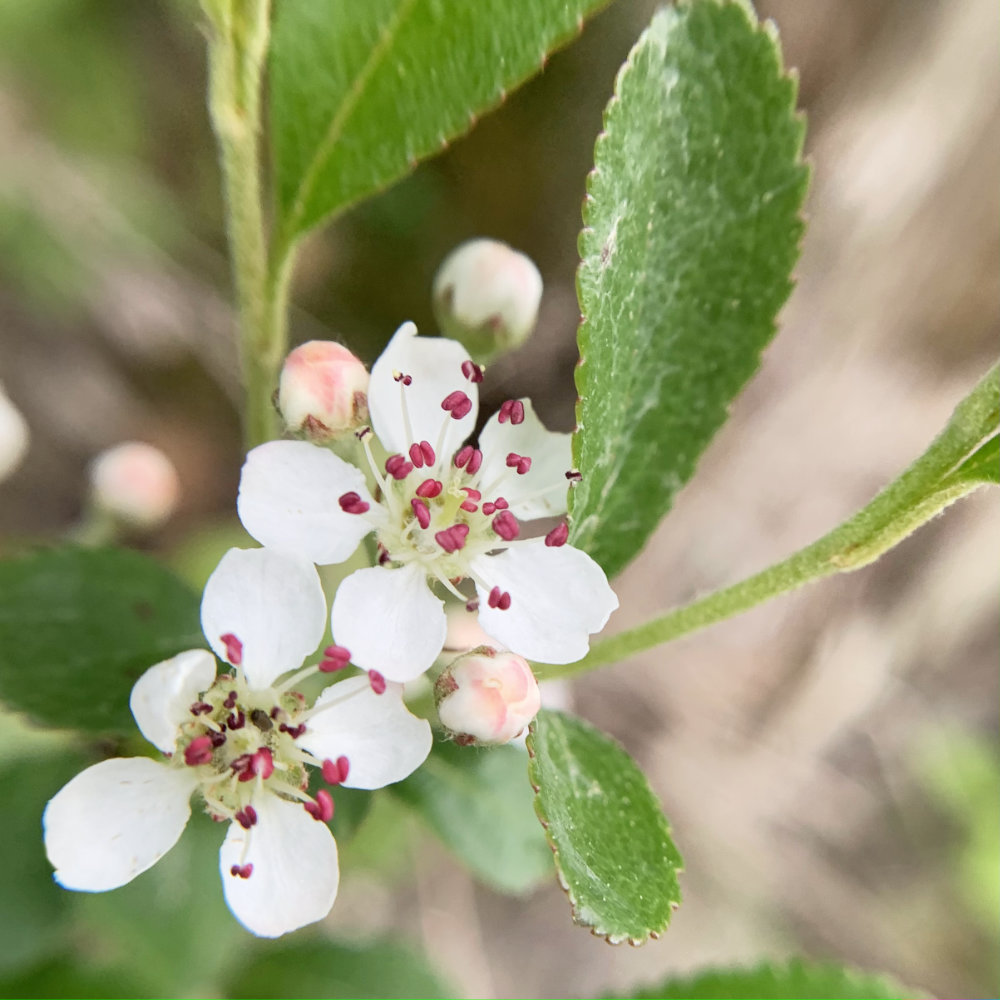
[408, 442, 426, 468]
[393, 370, 413, 386]
[184, 735, 214, 766]
[415, 478, 443, 499]
[435, 523, 470, 553]
[377, 544, 391, 566]
[279, 722, 307, 739]
[410, 497, 431, 529]
[466, 448, 483, 474]
[505, 452, 532, 475]
[441, 390, 473, 419]
[565, 469, 582, 482]
[466, 599, 479, 612]
[235, 805, 258, 829]
[338, 491, 370, 515]
[226, 709, 246, 730]
[545, 522, 569, 547]
[497, 399, 525, 424]
[460, 498, 479, 512]
[209, 731, 227, 748]
[224, 691, 239, 709]
[492, 511, 520, 541]
[322, 755, 351, 786]
[419, 440, 436, 465]
[220, 633, 243, 665]
[482, 496, 508, 516]
[230, 863, 254, 879]
[319, 644, 351, 673]
[368, 670, 387, 695]
[487, 586, 512, 610]
[461, 360, 485, 383]
[190, 701, 213, 716]
[385, 454, 414, 480]
[235, 747, 274, 783]
[304, 789, 335, 822]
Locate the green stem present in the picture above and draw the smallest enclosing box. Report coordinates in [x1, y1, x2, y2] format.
[203, 0, 279, 450]
[537, 362, 999, 682]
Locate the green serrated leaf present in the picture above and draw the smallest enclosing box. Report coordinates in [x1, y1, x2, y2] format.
[527, 709, 681, 943]
[570, 0, 808, 577]
[224, 939, 451, 999]
[946, 433, 999, 485]
[0, 547, 203, 734]
[269, 0, 612, 244]
[390, 739, 552, 895]
[625, 957, 915, 999]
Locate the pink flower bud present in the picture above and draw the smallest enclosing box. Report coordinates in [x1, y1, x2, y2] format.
[0, 383, 28, 484]
[435, 646, 541, 746]
[432, 239, 543, 356]
[278, 341, 370, 440]
[88, 442, 180, 530]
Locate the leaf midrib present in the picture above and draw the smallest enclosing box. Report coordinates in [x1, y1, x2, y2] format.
[281, 0, 420, 242]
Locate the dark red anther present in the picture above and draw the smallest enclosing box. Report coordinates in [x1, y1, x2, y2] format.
[319, 644, 351, 673]
[230, 863, 254, 879]
[465, 599, 479, 612]
[505, 452, 532, 475]
[190, 701, 213, 716]
[497, 399, 525, 425]
[220, 633, 243, 666]
[184, 735, 214, 766]
[279, 722, 307, 739]
[415, 478, 443, 499]
[237, 747, 273, 783]
[460, 498, 479, 512]
[227, 709, 246, 731]
[460, 486, 481, 512]
[461, 360, 485, 383]
[467, 448, 483, 474]
[305, 789, 335, 823]
[545, 522, 569, 547]
[408, 440, 435, 467]
[492, 510, 520, 541]
[235, 805, 258, 829]
[487, 586, 512, 611]
[377, 544, 391, 566]
[435, 523, 470, 553]
[223, 690, 239, 709]
[338, 491, 370, 515]
[368, 669, 387, 695]
[441, 390, 473, 419]
[385, 454, 414, 480]
[410, 497, 431, 529]
[322, 755, 351, 786]
[209, 730, 228, 748]
[393, 371, 413, 386]
[494, 496, 508, 510]
[454, 445, 474, 469]
[565, 469, 582, 482]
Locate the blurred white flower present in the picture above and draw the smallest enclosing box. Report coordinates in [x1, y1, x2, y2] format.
[43, 547, 431, 938]
[0, 383, 29, 483]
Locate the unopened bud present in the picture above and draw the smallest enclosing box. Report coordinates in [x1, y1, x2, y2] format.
[0, 383, 29, 483]
[435, 646, 541, 746]
[432, 239, 543, 358]
[278, 341, 369, 441]
[88, 442, 180, 530]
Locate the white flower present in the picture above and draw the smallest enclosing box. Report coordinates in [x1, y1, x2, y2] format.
[43, 547, 432, 938]
[0, 382, 29, 483]
[237, 322, 618, 682]
[88, 441, 180, 530]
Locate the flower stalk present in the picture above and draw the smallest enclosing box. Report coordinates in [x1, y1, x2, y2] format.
[538, 362, 999, 681]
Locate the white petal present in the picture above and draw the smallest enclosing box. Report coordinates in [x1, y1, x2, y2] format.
[129, 649, 217, 754]
[44, 758, 196, 892]
[368, 321, 478, 459]
[477, 398, 572, 519]
[237, 440, 377, 565]
[219, 793, 338, 938]
[471, 540, 619, 664]
[330, 563, 446, 682]
[299, 676, 432, 789]
[201, 548, 327, 689]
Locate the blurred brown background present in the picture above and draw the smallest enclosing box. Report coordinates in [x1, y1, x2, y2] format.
[0, 1, 997, 997]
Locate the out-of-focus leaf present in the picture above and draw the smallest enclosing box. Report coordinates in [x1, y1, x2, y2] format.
[570, 0, 808, 577]
[269, 0, 613, 243]
[0, 752, 84, 973]
[0, 958, 146, 999]
[225, 940, 451, 999]
[390, 739, 552, 895]
[527, 709, 681, 943]
[0, 547, 203, 734]
[625, 958, 914, 999]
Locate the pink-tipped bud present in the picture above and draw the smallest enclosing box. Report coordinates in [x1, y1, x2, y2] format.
[0, 383, 29, 484]
[278, 340, 370, 441]
[435, 646, 541, 746]
[432, 239, 543, 357]
[88, 442, 179, 530]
